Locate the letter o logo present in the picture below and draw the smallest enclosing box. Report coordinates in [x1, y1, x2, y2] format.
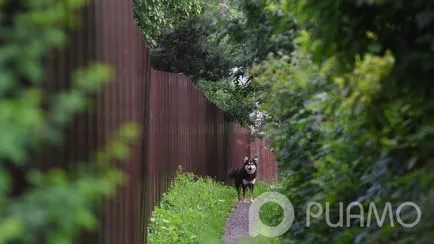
[248, 192, 294, 237]
[396, 201, 421, 228]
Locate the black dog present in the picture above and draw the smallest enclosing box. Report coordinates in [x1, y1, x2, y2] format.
[227, 156, 258, 202]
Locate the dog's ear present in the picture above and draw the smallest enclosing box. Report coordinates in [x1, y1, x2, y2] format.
[243, 156, 249, 163]
[253, 156, 259, 164]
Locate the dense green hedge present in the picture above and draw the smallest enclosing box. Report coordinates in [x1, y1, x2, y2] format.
[253, 0, 434, 243]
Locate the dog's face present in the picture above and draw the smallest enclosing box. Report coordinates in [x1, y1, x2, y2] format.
[243, 156, 258, 174]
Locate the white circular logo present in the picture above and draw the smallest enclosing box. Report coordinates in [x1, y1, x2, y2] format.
[248, 192, 294, 237]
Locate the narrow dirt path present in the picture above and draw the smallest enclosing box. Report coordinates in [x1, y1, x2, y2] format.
[223, 201, 252, 244]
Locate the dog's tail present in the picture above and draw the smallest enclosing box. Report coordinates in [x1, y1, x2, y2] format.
[227, 168, 237, 179]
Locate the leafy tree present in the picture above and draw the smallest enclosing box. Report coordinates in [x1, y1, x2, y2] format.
[197, 77, 256, 125]
[221, 0, 298, 68]
[252, 48, 328, 240]
[150, 4, 237, 82]
[197, 0, 298, 125]
[0, 1, 138, 243]
[252, 0, 434, 242]
[133, 0, 205, 45]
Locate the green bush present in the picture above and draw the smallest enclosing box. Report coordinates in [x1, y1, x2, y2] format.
[197, 78, 258, 125]
[251, 0, 434, 242]
[147, 169, 235, 244]
[133, 0, 204, 45]
[150, 3, 237, 83]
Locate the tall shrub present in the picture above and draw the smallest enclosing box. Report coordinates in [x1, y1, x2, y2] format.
[253, 0, 434, 242]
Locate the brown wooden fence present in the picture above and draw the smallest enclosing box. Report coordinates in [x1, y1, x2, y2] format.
[250, 137, 278, 181]
[145, 70, 231, 226]
[42, 0, 277, 243]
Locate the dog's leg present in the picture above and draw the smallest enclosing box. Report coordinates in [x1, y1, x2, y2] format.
[236, 184, 241, 201]
[249, 184, 255, 202]
[242, 185, 247, 202]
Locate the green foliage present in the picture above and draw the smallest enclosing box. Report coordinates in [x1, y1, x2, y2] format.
[2, 123, 139, 244]
[252, 48, 327, 241]
[197, 0, 298, 126]
[0, 1, 138, 243]
[221, 0, 297, 67]
[198, 78, 257, 125]
[133, 0, 204, 45]
[252, 0, 434, 242]
[150, 5, 236, 82]
[147, 169, 235, 244]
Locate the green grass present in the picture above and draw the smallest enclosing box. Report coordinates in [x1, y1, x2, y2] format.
[253, 181, 270, 197]
[147, 170, 283, 244]
[147, 168, 235, 244]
